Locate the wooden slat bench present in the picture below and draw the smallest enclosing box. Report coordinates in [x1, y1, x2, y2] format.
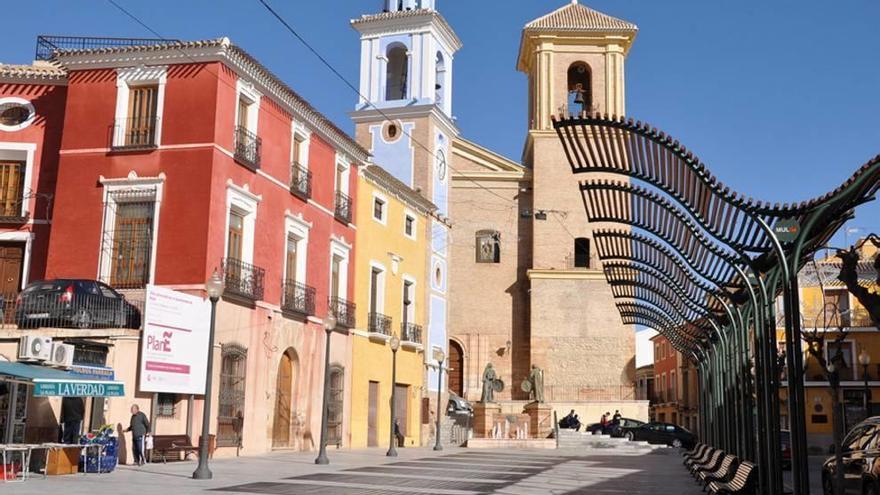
[698, 454, 738, 486]
[708, 461, 756, 495]
[689, 449, 723, 475]
[150, 435, 197, 463]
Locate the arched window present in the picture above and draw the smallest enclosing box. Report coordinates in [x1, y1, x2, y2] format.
[476, 229, 501, 263]
[327, 365, 345, 446]
[574, 237, 590, 268]
[567, 62, 591, 114]
[435, 51, 445, 106]
[218, 343, 248, 447]
[385, 45, 408, 101]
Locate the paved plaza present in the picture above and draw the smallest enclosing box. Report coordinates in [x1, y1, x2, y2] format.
[2, 446, 710, 495]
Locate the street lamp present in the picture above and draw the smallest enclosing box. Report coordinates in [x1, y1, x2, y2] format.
[859, 349, 872, 415]
[315, 313, 337, 465]
[193, 269, 224, 480]
[387, 335, 401, 457]
[433, 348, 446, 451]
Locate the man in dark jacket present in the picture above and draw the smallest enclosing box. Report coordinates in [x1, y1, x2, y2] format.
[125, 404, 150, 465]
[60, 397, 85, 444]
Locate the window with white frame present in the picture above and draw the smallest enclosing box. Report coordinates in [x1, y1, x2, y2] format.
[224, 183, 260, 265]
[335, 155, 351, 197]
[98, 173, 164, 289]
[235, 80, 261, 134]
[0, 143, 35, 220]
[368, 262, 386, 316]
[404, 211, 416, 239]
[113, 66, 167, 148]
[283, 214, 310, 285]
[372, 193, 387, 224]
[329, 238, 351, 301]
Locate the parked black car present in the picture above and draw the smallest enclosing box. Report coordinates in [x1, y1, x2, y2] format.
[625, 421, 696, 448]
[821, 417, 880, 495]
[611, 417, 646, 438]
[15, 279, 141, 329]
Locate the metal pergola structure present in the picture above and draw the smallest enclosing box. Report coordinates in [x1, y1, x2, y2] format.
[553, 113, 880, 495]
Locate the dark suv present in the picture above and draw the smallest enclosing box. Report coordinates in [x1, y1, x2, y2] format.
[822, 417, 880, 495]
[15, 279, 141, 329]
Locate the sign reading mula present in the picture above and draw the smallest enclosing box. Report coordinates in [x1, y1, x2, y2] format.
[139, 285, 211, 395]
[773, 218, 800, 243]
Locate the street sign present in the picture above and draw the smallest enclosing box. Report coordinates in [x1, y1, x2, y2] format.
[32, 380, 125, 397]
[773, 219, 800, 243]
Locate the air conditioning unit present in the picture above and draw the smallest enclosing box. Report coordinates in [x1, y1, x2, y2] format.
[18, 336, 52, 361]
[47, 342, 75, 369]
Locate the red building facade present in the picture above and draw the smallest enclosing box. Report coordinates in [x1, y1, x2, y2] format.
[0, 63, 67, 293]
[28, 37, 367, 454]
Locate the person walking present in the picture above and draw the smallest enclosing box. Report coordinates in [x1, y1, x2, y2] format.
[60, 397, 85, 444]
[126, 404, 150, 466]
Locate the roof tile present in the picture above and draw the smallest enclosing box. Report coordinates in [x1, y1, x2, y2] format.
[525, 1, 637, 33]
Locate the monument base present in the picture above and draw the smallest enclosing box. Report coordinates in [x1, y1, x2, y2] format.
[523, 401, 554, 439]
[473, 402, 502, 438]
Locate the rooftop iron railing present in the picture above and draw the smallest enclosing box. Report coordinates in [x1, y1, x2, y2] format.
[35, 35, 177, 61]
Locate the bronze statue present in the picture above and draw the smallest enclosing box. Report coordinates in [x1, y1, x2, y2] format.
[521, 365, 545, 403]
[481, 363, 498, 403]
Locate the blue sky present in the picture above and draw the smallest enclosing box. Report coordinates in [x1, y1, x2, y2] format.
[4, 0, 879, 245]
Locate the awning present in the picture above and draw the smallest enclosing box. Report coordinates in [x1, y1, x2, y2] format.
[0, 362, 125, 397]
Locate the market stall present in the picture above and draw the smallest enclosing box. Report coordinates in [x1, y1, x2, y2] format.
[0, 361, 125, 480]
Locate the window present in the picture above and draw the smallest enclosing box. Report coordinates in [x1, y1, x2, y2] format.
[327, 366, 344, 446]
[385, 44, 408, 101]
[113, 66, 166, 148]
[233, 81, 262, 170]
[475, 229, 500, 263]
[567, 62, 591, 114]
[369, 263, 386, 322]
[224, 183, 260, 265]
[435, 51, 446, 107]
[108, 201, 155, 289]
[0, 98, 35, 131]
[373, 196, 386, 223]
[827, 341, 855, 381]
[404, 213, 416, 239]
[155, 393, 176, 417]
[0, 161, 25, 218]
[227, 210, 244, 261]
[285, 234, 299, 283]
[217, 344, 247, 447]
[573, 237, 590, 268]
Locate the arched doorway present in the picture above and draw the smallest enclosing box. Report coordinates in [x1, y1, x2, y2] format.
[272, 349, 296, 448]
[448, 340, 464, 397]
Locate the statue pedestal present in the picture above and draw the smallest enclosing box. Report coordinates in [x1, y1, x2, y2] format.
[473, 402, 502, 438]
[523, 401, 554, 439]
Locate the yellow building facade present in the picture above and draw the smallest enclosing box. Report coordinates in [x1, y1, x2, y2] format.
[778, 243, 880, 449]
[349, 164, 436, 449]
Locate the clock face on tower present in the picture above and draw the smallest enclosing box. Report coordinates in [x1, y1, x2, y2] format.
[435, 149, 447, 182]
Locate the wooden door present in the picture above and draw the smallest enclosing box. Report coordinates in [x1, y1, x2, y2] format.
[0, 162, 24, 218]
[272, 351, 294, 447]
[448, 340, 464, 397]
[367, 381, 379, 447]
[0, 243, 23, 296]
[394, 384, 408, 437]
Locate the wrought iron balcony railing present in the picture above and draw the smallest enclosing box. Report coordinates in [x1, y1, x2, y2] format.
[112, 116, 159, 150]
[222, 257, 265, 302]
[289, 162, 312, 201]
[329, 296, 356, 329]
[0, 197, 28, 224]
[281, 279, 316, 317]
[368, 312, 392, 335]
[401, 322, 423, 344]
[233, 125, 261, 171]
[334, 191, 352, 224]
[35, 35, 178, 61]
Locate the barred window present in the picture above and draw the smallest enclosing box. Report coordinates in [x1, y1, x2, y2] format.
[108, 200, 155, 289]
[217, 344, 247, 447]
[155, 393, 176, 417]
[327, 365, 344, 446]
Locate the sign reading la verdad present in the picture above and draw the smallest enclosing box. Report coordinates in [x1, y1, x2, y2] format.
[139, 285, 211, 394]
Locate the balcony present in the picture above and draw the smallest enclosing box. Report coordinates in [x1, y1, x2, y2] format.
[233, 125, 261, 171]
[35, 35, 178, 61]
[328, 296, 356, 330]
[289, 162, 312, 201]
[368, 312, 392, 335]
[401, 322, 422, 343]
[222, 258, 265, 304]
[334, 191, 352, 224]
[111, 116, 159, 151]
[281, 279, 316, 318]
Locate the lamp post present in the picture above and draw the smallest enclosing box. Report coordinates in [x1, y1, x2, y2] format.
[193, 270, 224, 480]
[387, 335, 401, 457]
[859, 349, 872, 416]
[315, 313, 337, 465]
[433, 348, 446, 451]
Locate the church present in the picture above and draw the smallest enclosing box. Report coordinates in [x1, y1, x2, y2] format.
[350, 0, 642, 421]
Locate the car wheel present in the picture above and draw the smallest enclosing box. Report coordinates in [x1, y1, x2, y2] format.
[73, 309, 92, 329]
[625, 431, 634, 441]
[672, 438, 683, 448]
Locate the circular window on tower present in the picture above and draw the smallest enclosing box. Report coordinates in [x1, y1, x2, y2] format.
[0, 98, 36, 132]
[382, 121, 402, 143]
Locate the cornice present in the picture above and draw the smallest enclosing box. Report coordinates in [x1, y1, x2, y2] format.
[351, 10, 462, 52]
[527, 269, 606, 281]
